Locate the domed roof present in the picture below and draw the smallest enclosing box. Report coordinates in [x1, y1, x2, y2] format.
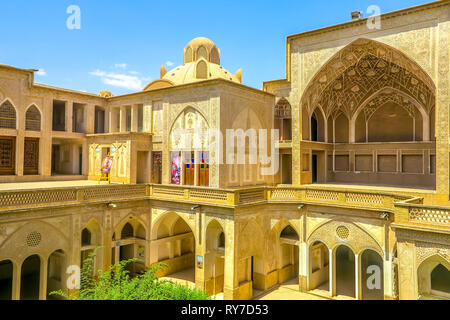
[186, 37, 217, 51]
[184, 37, 220, 64]
[98, 90, 114, 98]
[143, 37, 242, 91]
[161, 61, 240, 86]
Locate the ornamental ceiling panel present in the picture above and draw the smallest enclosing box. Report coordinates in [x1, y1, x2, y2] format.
[301, 38, 436, 119]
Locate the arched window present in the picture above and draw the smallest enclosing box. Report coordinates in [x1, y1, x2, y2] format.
[210, 47, 220, 64]
[81, 228, 91, 246]
[197, 46, 207, 60]
[121, 223, 134, 239]
[275, 99, 292, 141]
[25, 105, 41, 131]
[196, 60, 208, 79]
[0, 101, 16, 129]
[185, 47, 193, 63]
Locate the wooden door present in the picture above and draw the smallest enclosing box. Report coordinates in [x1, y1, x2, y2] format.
[24, 138, 39, 175]
[0, 137, 15, 175]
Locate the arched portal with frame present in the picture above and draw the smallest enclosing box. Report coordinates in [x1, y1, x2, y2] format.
[417, 254, 450, 299]
[111, 215, 147, 277]
[150, 211, 196, 283]
[169, 106, 211, 187]
[299, 38, 436, 189]
[205, 219, 226, 295]
[307, 219, 384, 299]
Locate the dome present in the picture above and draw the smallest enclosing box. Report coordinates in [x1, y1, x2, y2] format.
[161, 62, 240, 86]
[143, 37, 242, 91]
[98, 90, 113, 98]
[184, 37, 220, 64]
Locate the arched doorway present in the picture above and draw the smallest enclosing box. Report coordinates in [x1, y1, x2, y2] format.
[418, 255, 450, 299]
[311, 113, 318, 142]
[115, 219, 147, 277]
[309, 241, 329, 292]
[0, 260, 13, 300]
[430, 264, 450, 298]
[335, 245, 355, 298]
[80, 219, 102, 278]
[153, 213, 195, 285]
[205, 220, 225, 295]
[47, 250, 67, 300]
[20, 255, 41, 300]
[278, 225, 299, 284]
[361, 249, 384, 300]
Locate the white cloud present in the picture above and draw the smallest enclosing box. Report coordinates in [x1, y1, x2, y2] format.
[36, 69, 47, 76]
[129, 71, 139, 75]
[90, 69, 144, 91]
[166, 61, 174, 67]
[114, 63, 127, 69]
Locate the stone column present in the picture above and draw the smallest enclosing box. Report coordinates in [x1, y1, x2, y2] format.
[329, 248, 336, 297]
[131, 104, 139, 132]
[435, 19, 450, 199]
[383, 255, 394, 300]
[195, 211, 206, 290]
[355, 253, 361, 300]
[15, 135, 24, 176]
[223, 220, 239, 300]
[143, 103, 152, 133]
[66, 101, 73, 132]
[39, 258, 48, 300]
[298, 242, 309, 292]
[82, 141, 88, 176]
[120, 106, 127, 133]
[108, 107, 116, 133]
[84, 104, 95, 134]
[12, 263, 21, 300]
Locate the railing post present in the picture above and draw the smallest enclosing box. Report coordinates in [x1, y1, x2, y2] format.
[298, 189, 306, 201]
[76, 189, 84, 202]
[338, 192, 346, 203]
[395, 205, 410, 224]
[226, 191, 239, 205]
[383, 196, 394, 210]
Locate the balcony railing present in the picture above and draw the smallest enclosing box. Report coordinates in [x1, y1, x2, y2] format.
[1, 182, 447, 230]
[0, 182, 418, 210]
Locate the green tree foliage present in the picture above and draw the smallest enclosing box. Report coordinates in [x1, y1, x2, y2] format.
[51, 249, 209, 300]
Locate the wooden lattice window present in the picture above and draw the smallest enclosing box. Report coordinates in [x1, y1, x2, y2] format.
[0, 101, 16, 129]
[23, 138, 39, 175]
[0, 137, 15, 175]
[25, 105, 41, 131]
[275, 99, 292, 119]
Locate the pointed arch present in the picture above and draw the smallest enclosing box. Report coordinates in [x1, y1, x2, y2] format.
[25, 104, 42, 131]
[196, 59, 208, 79]
[418, 254, 450, 298]
[197, 46, 207, 60]
[300, 38, 436, 118]
[0, 99, 17, 129]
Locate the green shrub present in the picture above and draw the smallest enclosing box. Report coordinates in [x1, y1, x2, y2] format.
[51, 248, 210, 300]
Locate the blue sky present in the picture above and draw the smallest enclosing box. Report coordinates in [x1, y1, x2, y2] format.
[0, 0, 430, 95]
